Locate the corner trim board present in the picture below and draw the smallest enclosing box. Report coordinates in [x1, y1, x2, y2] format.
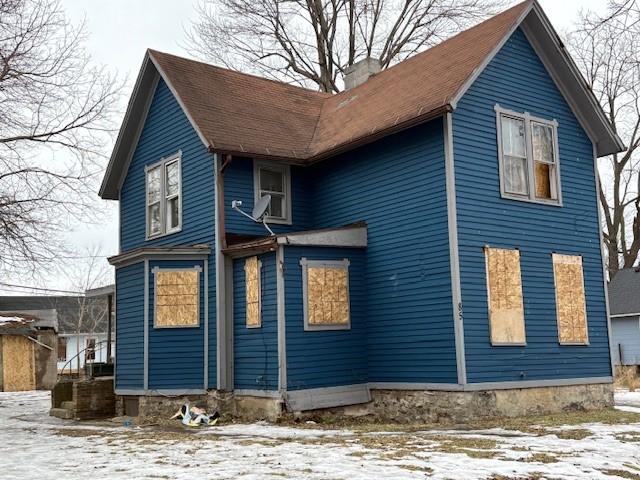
[444, 113, 467, 384]
[594, 144, 616, 377]
[214, 153, 229, 390]
[143, 259, 149, 390]
[276, 246, 287, 393]
[203, 258, 209, 389]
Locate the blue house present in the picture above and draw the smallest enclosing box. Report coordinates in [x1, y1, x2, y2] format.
[100, 1, 624, 419]
[608, 268, 640, 366]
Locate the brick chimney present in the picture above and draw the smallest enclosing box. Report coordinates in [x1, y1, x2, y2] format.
[344, 57, 381, 90]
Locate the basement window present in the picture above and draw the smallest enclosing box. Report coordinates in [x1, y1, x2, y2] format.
[154, 267, 200, 328]
[245, 256, 262, 328]
[496, 106, 561, 205]
[146, 152, 182, 239]
[254, 161, 291, 224]
[552, 254, 589, 345]
[301, 258, 351, 331]
[484, 247, 526, 345]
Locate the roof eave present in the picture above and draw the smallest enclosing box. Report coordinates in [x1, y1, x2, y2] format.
[99, 52, 158, 200]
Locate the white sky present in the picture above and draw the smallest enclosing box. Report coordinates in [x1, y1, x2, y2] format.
[9, 0, 606, 294]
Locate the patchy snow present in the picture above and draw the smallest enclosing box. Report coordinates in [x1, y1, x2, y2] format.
[1, 391, 640, 479]
[0, 315, 30, 325]
[615, 388, 640, 407]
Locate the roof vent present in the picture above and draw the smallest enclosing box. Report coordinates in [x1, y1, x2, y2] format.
[344, 58, 381, 90]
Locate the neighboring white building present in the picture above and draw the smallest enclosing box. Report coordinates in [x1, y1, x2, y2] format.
[56, 333, 113, 373]
[609, 268, 640, 366]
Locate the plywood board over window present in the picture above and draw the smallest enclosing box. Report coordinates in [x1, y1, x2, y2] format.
[302, 259, 350, 331]
[155, 269, 199, 328]
[245, 256, 261, 328]
[1, 335, 35, 392]
[552, 254, 588, 345]
[485, 247, 526, 345]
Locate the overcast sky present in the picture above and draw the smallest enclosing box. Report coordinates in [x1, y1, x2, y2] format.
[4, 0, 606, 295]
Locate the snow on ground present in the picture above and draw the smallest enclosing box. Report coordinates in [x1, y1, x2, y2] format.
[1, 391, 640, 479]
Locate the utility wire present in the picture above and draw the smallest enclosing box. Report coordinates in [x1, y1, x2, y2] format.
[0, 282, 85, 295]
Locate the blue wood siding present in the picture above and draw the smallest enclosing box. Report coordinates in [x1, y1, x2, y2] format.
[233, 253, 279, 390]
[453, 28, 612, 382]
[117, 78, 216, 388]
[120, 79, 215, 251]
[612, 317, 640, 365]
[223, 157, 313, 235]
[147, 259, 206, 390]
[115, 262, 145, 390]
[310, 122, 457, 384]
[284, 246, 368, 390]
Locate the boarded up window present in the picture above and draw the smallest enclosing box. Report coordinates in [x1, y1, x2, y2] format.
[1, 335, 35, 392]
[485, 247, 526, 345]
[303, 260, 350, 330]
[245, 256, 261, 328]
[552, 254, 588, 344]
[155, 270, 199, 328]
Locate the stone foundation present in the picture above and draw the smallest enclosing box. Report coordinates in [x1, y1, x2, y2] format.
[366, 383, 614, 423]
[118, 392, 283, 422]
[116, 382, 613, 423]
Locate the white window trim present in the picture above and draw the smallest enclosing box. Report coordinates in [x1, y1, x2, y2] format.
[246, 258, 262, 329]
[253, 160, 292, 225]
[152, 266, 201, 329]
[300, 258, 351, 331]
[495, 105, 563, 207]
[145, 151, 183, 240]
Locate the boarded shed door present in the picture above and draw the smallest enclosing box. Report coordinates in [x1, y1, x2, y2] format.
[1, 335, 35, 392]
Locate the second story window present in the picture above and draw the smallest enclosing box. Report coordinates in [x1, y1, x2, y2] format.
[146, 152, 182, 239]
[254, 161, 291, 224]
[496, 106, 561, 205]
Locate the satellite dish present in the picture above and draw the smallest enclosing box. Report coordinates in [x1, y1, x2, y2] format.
[252, 194, 271, 220]
[231, 195, 275, 236]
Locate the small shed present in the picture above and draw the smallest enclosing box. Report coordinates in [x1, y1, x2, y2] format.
[609, 268, 640, 365]
[0, 310, 58, 391]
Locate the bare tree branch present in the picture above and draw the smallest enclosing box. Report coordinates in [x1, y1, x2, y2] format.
[185, 0, 507, 93]
[0, 0, 122, 276]
[569, 2, 640, 277]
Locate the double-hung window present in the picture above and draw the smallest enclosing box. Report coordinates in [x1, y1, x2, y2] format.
[146, 152, 182, 238]
[496, 105, 561, 205]
[254, 161, 291, 224]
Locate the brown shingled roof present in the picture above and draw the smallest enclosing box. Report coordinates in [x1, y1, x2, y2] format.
[149, 1, 530, 163]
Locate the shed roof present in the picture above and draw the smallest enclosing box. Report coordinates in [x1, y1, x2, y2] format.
[609, 268, 640, 317]
[100, 0, 624, 200]
[0, 311, 58, 334]
[0, 297, 108, 334]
